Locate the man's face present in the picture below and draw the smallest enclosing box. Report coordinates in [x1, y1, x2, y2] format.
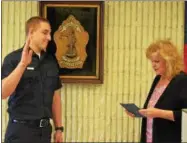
[31, 22, 51, 52]
[150, 52, 166, 76]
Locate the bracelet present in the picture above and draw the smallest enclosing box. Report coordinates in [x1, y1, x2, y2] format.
[55, 126, 64, 132]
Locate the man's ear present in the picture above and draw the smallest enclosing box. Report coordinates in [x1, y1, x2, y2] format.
[28, 28, 35, 40]
[29, 28, 34, 35]
[29, 28, 35, 35]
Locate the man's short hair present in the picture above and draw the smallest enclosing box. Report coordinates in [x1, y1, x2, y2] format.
[25, 16, 50, 36]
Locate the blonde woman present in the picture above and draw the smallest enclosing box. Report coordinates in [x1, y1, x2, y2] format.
[126, 40, 187, 143]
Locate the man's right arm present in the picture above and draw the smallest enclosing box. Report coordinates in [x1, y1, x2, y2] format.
[2, 63, 27, 99]
[2, 36, 32, 99]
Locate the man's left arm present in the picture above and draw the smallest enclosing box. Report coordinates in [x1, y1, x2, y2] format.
[52, 89, 63, 142]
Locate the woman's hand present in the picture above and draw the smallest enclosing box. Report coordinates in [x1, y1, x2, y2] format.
[125, 109, 135, 118]
[139, 108, 174, 121]
[139, 108, 161, 118]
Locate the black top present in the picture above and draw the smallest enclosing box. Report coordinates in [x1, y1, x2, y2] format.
[140, 72, 187, 143]
[2, 48, 62, 120]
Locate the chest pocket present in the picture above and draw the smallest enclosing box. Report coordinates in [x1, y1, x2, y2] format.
[18, 70, 39, 91]
[46, 70, 58, 77]
[23, 70, 39, 80]
[45, 69, 59, 91]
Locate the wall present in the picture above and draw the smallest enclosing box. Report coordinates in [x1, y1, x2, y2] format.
[1, 1, 185, 142]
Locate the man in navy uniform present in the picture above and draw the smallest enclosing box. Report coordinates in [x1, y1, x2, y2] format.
[2, 16, 63, 143]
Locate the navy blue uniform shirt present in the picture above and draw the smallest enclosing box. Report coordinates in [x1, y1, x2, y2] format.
[2, 48, 62, 120]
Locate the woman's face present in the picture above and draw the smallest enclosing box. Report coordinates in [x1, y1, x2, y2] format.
[150, 52, 166, 76]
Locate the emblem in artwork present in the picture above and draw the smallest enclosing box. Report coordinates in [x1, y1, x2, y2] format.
[54, 15, 89, 69]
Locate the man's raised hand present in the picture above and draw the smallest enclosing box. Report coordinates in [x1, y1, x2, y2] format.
[20, 36, 33, 67]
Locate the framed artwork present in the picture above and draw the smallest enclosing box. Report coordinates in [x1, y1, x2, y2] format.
[40, 1, 104, 83]
[184, 1, 187, 73]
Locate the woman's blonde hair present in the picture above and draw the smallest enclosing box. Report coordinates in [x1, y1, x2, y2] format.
[146, 40, 184, 78]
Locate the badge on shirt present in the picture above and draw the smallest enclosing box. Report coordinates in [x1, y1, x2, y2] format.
[27, 67, 35, 70]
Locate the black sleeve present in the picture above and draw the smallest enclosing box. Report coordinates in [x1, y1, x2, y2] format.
[1, 54, 16, 80]
[53, 54, 62, 91]
[173, 74, 187, 121]
[180, 75, 187, 107]
[55, 76, 62, 91]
